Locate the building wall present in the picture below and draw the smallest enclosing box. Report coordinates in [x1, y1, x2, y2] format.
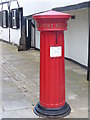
[64, 8, 89, 66]
[10, 29, 21, 45]
[0, 26, 2, 39]
[35, 22, 40, 49]
[35, 30, 40, 49]
[1, 22, 21, 45]
[0, 2, 21, 45]
[1, 4, 9, 42]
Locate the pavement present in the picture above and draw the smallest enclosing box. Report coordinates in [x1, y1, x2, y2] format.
[0, 41, 88, 118]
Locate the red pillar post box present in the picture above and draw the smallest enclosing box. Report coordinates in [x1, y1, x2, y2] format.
[33, 10, 71, 117]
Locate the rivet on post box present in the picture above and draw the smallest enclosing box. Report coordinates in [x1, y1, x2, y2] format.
[33, 10, 71, 117]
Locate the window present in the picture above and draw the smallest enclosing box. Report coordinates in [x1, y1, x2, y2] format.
[71, 15, 75, 19]
[2, 10, 8, 28]
[10, 9, 19, 29]
[0, 12, 2, 26]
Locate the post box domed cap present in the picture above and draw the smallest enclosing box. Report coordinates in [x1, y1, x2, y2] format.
[33, 10, 71, 19]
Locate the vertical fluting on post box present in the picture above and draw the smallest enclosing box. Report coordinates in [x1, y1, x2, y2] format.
[40, 31, 65, 108]
[33, 10, 71, 117]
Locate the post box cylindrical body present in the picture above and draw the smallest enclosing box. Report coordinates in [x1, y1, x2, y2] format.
[33, 10, 71, 117]
[40, 31, 65, 108]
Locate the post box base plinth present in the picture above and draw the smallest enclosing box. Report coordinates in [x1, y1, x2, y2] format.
[34, 102, 71, 117]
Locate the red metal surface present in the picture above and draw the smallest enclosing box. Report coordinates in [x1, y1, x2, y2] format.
[33, 10, 71, 108]
[33, 10, 70, 31]
[40, 31, 65, 108]
[36, 22, 67, 31]
[33, 10, 71, 19]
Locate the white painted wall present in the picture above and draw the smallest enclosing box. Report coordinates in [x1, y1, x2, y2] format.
[0, 26, 2, 39]
[0, 1, 21, 44]
[35, 30, 40, 49]
[35, 22, 40, 49]
[1, 4, 9, 42]
[64, 8, 89, 66]
[1, 28, 9, 41]
[10, 29, 21, 44]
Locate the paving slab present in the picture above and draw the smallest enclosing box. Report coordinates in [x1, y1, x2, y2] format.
[2, 81, 20, 94]
[3, 108, 39, 118]
[2, 99, 32, 111]
[2, 92, 25, 102]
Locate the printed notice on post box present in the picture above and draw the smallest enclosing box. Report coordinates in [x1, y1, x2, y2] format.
[50, 46, 62, 57]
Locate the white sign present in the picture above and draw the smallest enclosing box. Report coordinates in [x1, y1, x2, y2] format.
[50, 46, 62, 58]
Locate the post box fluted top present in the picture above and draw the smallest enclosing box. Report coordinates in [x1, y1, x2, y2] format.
[33, 10, 71, 19]
[33, 10, 71, 31]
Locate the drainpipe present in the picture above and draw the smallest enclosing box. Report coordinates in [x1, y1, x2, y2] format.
[8, 2, 10, 42]
[87, 4, 90, 81]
